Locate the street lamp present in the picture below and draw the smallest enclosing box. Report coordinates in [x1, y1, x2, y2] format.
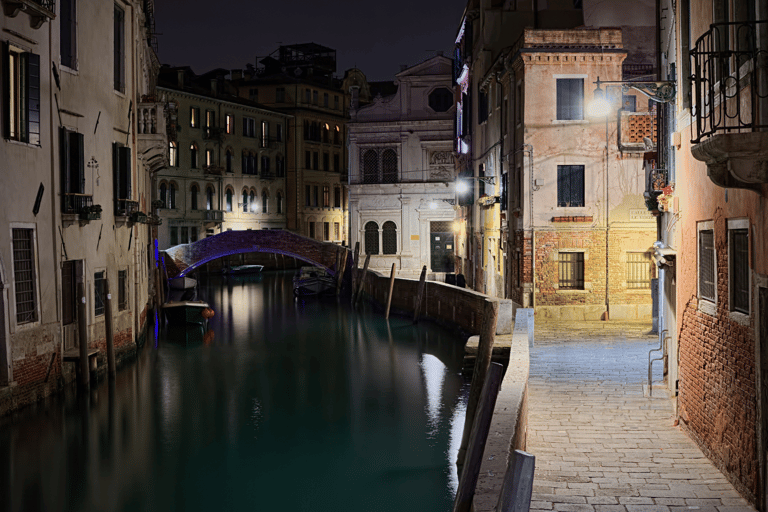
[587, 76, 676, 117]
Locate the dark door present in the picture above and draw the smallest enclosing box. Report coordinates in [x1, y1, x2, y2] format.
[430, 221, 454, 273]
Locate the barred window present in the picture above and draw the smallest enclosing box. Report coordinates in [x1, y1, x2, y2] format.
[12, 229, 37, 324]
[94, 271, 105, 316]
[382, 149, 398, 183]
[558, 252, 584, 290]
[365, 221, 379, 255]
[730, 228, 749, 313]
[627, 252, 652, 289]
[382, 221, 397, 255]
[118, 269, 128, 311]
[699, 230, 715, 302]
[334, 222, 340, 241]
[363, 150, 378, 183]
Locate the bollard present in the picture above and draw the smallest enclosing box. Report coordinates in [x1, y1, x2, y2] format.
[354, 254, 370, 307]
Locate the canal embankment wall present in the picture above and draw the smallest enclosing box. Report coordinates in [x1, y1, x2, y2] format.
[357, 269, 532, 510]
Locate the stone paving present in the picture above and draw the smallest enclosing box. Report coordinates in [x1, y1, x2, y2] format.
[527, 321, 755, 512]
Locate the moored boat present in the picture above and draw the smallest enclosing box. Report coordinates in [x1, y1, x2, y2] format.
[293, 266, 336, 296]
[161, 300, 213, 326]
[222, 264, 264, 274]
[168, 275, 197, 290]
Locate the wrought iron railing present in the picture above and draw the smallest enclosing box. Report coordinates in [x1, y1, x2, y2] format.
[62, 193, 93, 214]
[115, 199, 139, 217]
[30, 0, 55, 11]
[690, 20, 768, 143]
[204, 210, 224, 222]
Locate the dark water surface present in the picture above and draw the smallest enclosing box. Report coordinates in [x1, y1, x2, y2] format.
[1, 271, 469, 512]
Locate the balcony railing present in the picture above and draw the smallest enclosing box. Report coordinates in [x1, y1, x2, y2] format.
[204, 210, 224, 223]
[2, 0, 55, 28]
[62, 193, 101, 220]
[115, 199, 139, 217]
[690, 20, 768, 143]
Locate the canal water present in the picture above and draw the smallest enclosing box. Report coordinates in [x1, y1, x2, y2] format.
[1, 270, 470, 512]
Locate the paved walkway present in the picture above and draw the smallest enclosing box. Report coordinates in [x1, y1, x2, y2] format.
[528, 322, 755, 512]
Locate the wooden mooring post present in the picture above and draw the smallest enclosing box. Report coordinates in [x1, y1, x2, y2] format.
[354, 254, 370, 307]
[412, 266, 427, 323]
[77, 281, 89, 389]
[452, 362, 505, 512]
[457, 299, 499, 472]
[105, 277, 116, 377]
[350, 242, 360, 303]
[385, 263, 396, 319]
[335, 249, 348, 296]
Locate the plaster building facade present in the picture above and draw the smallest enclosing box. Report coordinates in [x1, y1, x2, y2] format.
[453, 1, 657, 319]
[346, 56, 457, 279]
[155, 68, 290, 249]
[652, 0, 768, 505]
[0, 0, 162, 413]
[231, 44, 348, 246]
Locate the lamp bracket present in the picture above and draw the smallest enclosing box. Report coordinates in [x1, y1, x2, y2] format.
[594, 78, 676, 103]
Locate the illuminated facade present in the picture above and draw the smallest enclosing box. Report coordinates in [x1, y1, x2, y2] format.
[155, 68, 290, 249]
[231, 44, 348, 245]
[347, 56, 456, 278]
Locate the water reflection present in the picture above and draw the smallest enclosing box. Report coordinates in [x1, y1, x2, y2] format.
[0, 271, 468, 512]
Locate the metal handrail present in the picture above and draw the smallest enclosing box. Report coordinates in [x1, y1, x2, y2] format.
[690, 20, 768, 143]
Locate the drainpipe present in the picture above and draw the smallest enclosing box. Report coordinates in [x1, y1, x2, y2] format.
[605, 116, 610, 320]
[521, 143, 536, 308]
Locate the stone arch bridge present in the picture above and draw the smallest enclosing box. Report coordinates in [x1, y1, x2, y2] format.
[161, 230, 352, 279]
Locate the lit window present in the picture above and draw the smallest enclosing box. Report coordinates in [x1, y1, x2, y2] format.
[226, 114, 233, 134]
[205, 148, 213, 167]
[169, 142, 178, 166]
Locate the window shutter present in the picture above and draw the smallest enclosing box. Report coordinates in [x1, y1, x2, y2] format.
[2, 41, 10, 139]
[112, 142, 119, 207]
[120, 146, 131, 199]
[572, 79, 583, 120]
[60, 128, 71, 210]
[73, 131, 85, 193]
[500, 172, 508, 211]
[573, 165, 585, 206]
[557, 166, 568, 206]
[60, 0, 72, 67]
[699, 230, 715, 300]
[26, 52, 40, 145]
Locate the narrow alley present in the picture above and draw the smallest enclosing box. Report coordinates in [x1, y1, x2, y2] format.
[528, 322, 756, 512]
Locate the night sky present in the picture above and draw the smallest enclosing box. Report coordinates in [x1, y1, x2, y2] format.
[153, 0, 468, 81]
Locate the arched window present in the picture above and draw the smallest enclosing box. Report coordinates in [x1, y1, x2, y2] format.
[382, 149, 398, 183]
[249, 191, 256, 212]
[225, 189, 233, 212]
[226, 149, 233, 173]
[190, 184, 199, 210]
[363, 150, 378, 184]
[241, 150, 248, 174]
[277, 192, 283, 214]
[242, 189, 248, 213]
[382, 221, 397, 255]
[169, 183, 177, 209]
[190, 143, 198, 168]
[365, 221, 379, 255]
[262, 191, 268, 213]
[206, 187, 214, 210]
[249, 152, 257, 175]
[159, 183, 167, 208]
[169, 142, 178, 167]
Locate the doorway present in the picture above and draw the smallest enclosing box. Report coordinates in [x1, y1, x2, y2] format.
[61, 260, 83, 351]
[430, 222, 454, 273]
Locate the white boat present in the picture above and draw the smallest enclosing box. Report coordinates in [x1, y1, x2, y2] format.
[168, 276, 197, 290]
[222, 264, 264, 274]
[293, 266, 336, 296]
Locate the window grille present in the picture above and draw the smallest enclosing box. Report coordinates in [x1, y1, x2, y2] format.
[699, 230, 715, 301]
[12, 229, 37, 324]
[627, 252, 652, 289]
[382, 221, 397, 255]
[94, 271, 105, 316]
[557, 165, 585, 207]
[558, 252, 584, 290]
[382, 149, 398, 183]
[363, 150, 378, 183]
[324, 222, 330, 241]
[365, 222, 379, 255]
[730, 229, 749, 313]
[334, 222, 340, 241]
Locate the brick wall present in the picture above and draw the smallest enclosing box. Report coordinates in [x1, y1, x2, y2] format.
[678, 268, 758, 499]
